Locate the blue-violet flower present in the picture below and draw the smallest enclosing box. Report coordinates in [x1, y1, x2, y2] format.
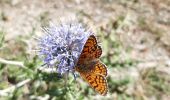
[38, 22, 92, 74]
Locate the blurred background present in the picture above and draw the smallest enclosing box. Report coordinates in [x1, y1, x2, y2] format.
[0, 0, 170, 100]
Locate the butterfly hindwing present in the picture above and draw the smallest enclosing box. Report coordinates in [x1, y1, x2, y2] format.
[79, 72, 108, 95]
[92, 60, 107, 77]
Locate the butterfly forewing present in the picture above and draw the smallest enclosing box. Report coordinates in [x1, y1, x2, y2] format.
[77, 35, 98, 64]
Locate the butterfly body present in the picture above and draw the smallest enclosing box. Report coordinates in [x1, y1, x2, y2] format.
[76, 59, 98, 73]
[75, 35, 108, 95]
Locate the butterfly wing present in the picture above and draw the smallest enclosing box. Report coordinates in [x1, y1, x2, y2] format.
[76, 60, 108, 95]
[75, 35, 108, 95]
[80, 72, 108, 95]
[95, 45, 102, 58]
[92, 60, 107, 77]
[77, 35, 102, 65]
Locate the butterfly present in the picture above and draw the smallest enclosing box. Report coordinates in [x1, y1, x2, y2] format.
[75, 35, 108, 95]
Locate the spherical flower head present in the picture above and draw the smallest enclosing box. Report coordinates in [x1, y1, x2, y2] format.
[38, 22, 92, 74]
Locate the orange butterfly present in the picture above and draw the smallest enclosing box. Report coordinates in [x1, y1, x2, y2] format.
[75, 35, 108, 95]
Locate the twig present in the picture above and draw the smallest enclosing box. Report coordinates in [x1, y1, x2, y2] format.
[30, 94, 50, 100]
[0, 79, 31, 96]
[0, 57, 25, 68]
[38, 66, 57, 73]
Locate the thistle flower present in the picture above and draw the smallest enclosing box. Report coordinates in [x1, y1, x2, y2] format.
[38, 22, 92, 74]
